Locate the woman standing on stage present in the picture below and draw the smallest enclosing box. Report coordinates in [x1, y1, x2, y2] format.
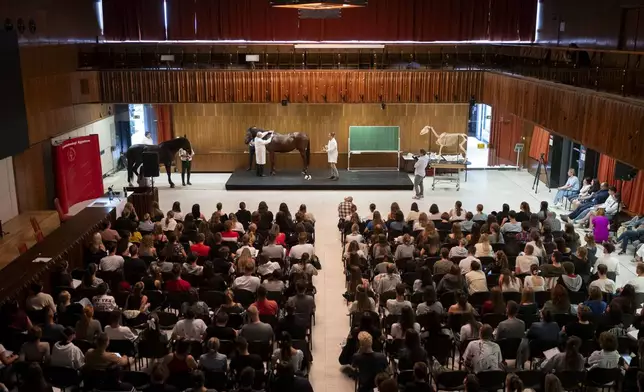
[324, 132, 339, 180]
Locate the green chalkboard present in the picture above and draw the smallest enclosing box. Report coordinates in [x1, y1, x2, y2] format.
[349, 126, 400, 152]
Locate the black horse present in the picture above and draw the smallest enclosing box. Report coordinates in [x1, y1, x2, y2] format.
[126, 137, 192, 188]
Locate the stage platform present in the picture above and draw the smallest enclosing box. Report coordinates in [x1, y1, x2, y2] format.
[225, 169, 414, 191]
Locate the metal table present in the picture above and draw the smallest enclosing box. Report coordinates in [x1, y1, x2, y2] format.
[431, 162, 467, 191]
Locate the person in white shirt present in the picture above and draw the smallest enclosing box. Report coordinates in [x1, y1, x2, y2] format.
[553, 168, 580, 207]
[254, 131, 274, 177]
[50, 327, 85, 369]
[588, 264, 617, 294]
[104, 310, 138, 341]
[459, 247, 480, 275]
[627, 263, 644, 293]
[289, 232, 315, 260]
[99, 245, 125, 272]
[232, 264, 261, 292]
[515, 244, 539, 274]
[412, 149, 430, 199]
[597, 242, 620, 277]
[142, 132, 154, 145]
[324, 132, 339, 180]
[178, 146, 195, 186]
[171, 309, 207, 341]
[25, 283, 56, 312]
[92, 284, 118, 312]
[577, 186, 619, 225]
[161, 211, 177, 232]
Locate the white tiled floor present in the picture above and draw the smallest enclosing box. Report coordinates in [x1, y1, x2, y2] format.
[97, 169, 638, 392]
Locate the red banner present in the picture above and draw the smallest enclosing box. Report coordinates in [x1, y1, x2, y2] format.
[53, 135, 104, 214]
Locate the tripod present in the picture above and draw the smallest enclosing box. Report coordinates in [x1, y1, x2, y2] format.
[532, 153, 551, 194]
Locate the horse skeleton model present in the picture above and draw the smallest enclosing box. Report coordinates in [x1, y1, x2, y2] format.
[245, 127, 310, 176]
[420, 126, 467, 157]
[126, 137, 192, 188]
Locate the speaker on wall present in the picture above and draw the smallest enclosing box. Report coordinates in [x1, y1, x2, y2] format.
[142, 152, 160, 177]
[615, 161, 638, 181]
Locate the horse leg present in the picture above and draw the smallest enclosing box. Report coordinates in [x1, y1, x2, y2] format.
[165, 162, 175, 188]
[299, 148, 308, 175]
[127, 162, 133, 187]
[270, 151, 276, 176]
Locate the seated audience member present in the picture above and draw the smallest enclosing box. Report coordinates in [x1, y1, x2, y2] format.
[80, 263, 104, 289]
[438, 265, 465, 295]
[526, 230, 546, 259]
[465, 261, 488, 294]
[182, 253, 203, 276]
[562, 305, 596, 341]
[272, 362, 314, 392]
[495, 301, 525, 339]
[19, 326, 50, 363]
[41, 307, 65, 342]
[449, 238, 469, 259]
[404, 362, 433, 392]
[459, 246, 480, 274]
[584, 286, 608, 316]
[84, 332, 129, 370]
[397, 329, 428, 372]
[558, 262, 583, 292]
[240, 305, 274, 343]
[162, 340, 198, 377]
[263, 270, 286, 293]
[589, 263, 617, 294]
[289, 232, 315, 260]
[262, 234, 286, 260]
[588, 332, 621, 369]
[395, 234, 416, 260]
[543, 284, 573, 314]
[448, 291, 476, 314]
[199, 337, 227, 373]
[463, 324, 503, 372]
[501, 211, 522, 233]
[352, 331, 389, 392]
[229, 337, 265, 376]
[252, 286, 279, 316]
[523, 264, 546, 292]
[105, 310, 138, 341]
[372, 263, 402, 295]
[99, 243, 125, 272]
[349, 287, 377, 314]
[499, 269, 522, 292]
[236, 234, 258, 258]
[611, 284, 638, 315]
[100, 365, 135, 391]
[50, 327, 85, 369]
[92, 283, 118, 312]
[627, 262, 644, 293]
[233, 262, 261, 293]
[460, 312, 482, 341]
[516, 310, 559, 367]
[482, 287, 506, 315]
[474, 233, 494, 257]
[26, 283, 56, 312]
[171, 309, 207, 341]
[277, 304, 308, 341]
[205, 311, 237, 341]
[541, 336, 585, 373]
[212, 246, 233, 275]
[123, 245, 147, 284]
[472, 204, 487, 222]
[75, 305, 102, 343]
[290, 253, 318, 280]
[219, 290, 244, 314]
[287, 280, 316, 316]
[271, 332, 304, 373]
[433, 248, 454, 275]
[416, 286, 443, 315]
[412, 266, 433, 293]
[165, 263, 192, 292]
[543, 211, 561, 232]
[519, 287, 539, 316]
[598, 242, 620, 277]
[516, 244, 539, 274]
[391, 306, 421, 339]
[541, 251, 566, 281]
[101, 220, 122, 242]
[144, 363, 178, 392]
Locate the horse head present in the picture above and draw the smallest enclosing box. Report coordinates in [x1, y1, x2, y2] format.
[245, 127, 258, 145]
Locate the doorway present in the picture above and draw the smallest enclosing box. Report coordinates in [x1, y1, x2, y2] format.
[467, 103, 492, 168]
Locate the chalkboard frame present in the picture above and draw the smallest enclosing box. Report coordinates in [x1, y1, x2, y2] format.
[347, 125, 400, 171]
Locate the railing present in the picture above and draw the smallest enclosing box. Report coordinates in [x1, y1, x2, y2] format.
[80, 43, 644, 100]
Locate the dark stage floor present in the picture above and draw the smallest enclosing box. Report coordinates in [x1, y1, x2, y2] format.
[225, 169, 414, 191]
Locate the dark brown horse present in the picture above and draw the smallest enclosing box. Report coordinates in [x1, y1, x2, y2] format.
[126, 137, 192, 188]
[245, 127, 310, 175]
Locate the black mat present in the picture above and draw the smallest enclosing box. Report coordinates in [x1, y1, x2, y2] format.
[225, 169, 414, 191]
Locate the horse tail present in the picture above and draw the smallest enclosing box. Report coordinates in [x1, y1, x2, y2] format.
[305, 139, 311, 167]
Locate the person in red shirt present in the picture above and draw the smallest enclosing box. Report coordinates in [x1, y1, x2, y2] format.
[190, 233, 211, 257]
[252, 286, 278, 316]
[165, 263, 192, 292]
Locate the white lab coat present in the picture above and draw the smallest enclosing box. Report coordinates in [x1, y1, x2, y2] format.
[254, 133, 273, 165]
[142, 136, 154, 145]
[327, 138, 338, 163]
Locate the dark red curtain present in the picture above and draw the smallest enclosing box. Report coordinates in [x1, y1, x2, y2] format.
[103, 0, 165, 40]
[597, 154, 616, 185]
[154, 105, 173, 142]
[597, 153, 644, 214]
[529, 126, 549, 163]
[489, 0, 537, 41]
[167, 0, 197, 40]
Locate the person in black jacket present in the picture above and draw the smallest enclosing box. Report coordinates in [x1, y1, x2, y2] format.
[562, 183, 609, 222]
[405, 362, 434, 392]
[236, 202, 252, 231]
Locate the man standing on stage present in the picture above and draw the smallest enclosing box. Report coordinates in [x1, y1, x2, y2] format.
[247, 134, 255, 171]
[324, 132, 339, 180]
[254, 131, 273, 177]
[179, 146, 195, 186]
[413, 149, 430, 199]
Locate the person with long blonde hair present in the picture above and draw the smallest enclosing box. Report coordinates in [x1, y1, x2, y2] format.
[413, 212, 428, 232]
[474, 233, 493, 257]
[139, 234, 157, 257]
[75, 305, 102, 343]
[152, 222, 167, 243]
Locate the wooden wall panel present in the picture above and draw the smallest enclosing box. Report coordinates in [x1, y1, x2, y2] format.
[482, 72, 644, 170]
[173, 103, 468, 171]
[12, 142, 47, 212]
[100, 71, 484, 104]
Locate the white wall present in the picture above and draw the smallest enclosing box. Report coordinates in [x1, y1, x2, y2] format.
[52, 116, 116, 176]
[0, 157, 19, 223]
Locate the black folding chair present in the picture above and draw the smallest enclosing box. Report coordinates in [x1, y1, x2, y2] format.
[497, 338, 522, 361]
[482, 313, 507, 329]
[233, 289, 256, 309]
[434, 370, 468, 391]
[555, 371, 586, 391]
[201, 290, 226, 310]
[477, 370, 507, 392]
[44, 366, 81, 391]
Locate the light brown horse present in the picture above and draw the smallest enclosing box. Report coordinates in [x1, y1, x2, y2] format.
[245, 127, 310, 175]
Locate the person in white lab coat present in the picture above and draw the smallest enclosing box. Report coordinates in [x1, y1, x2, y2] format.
[178, 147, 195, 186]
[413, 149, 430, 199]
[142, 132, 154, 145]
[324, 132, 339, 180]
[254, 131, 273, 177]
